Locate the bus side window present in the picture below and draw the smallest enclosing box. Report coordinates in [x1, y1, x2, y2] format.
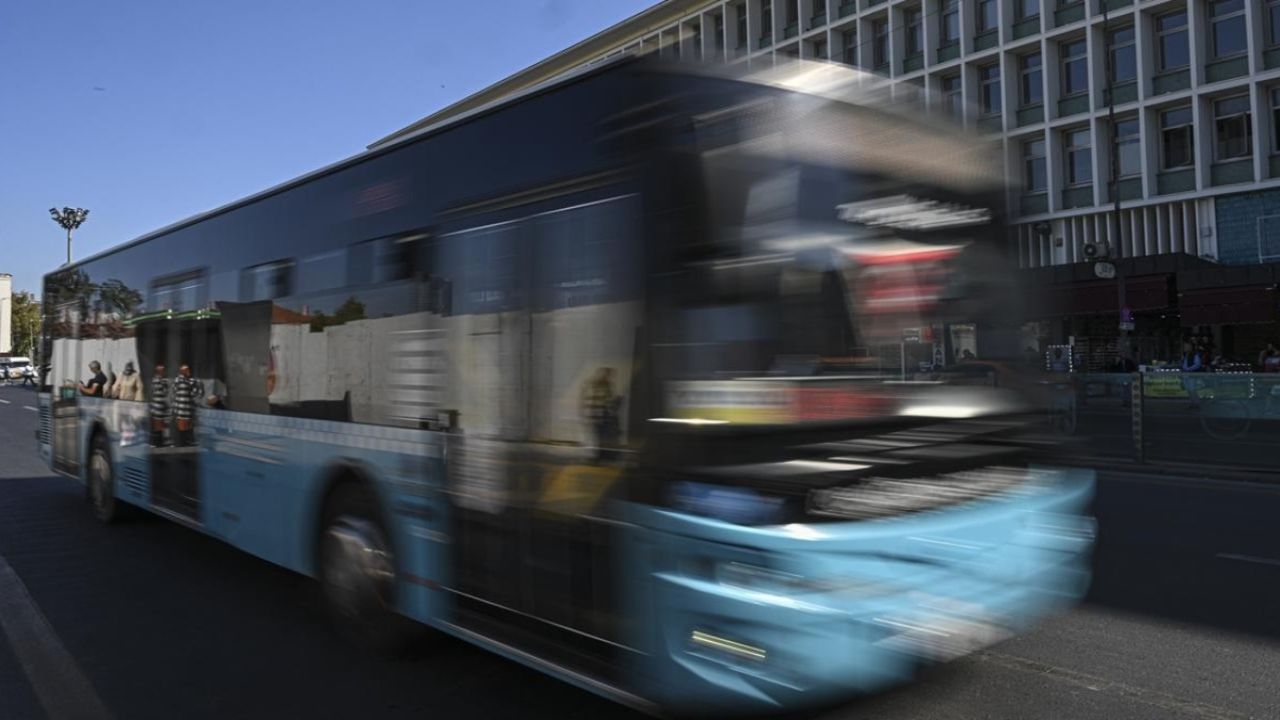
[240, 259, 295, 302]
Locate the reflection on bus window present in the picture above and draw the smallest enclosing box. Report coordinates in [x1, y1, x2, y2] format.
[240, 260, 295, 301]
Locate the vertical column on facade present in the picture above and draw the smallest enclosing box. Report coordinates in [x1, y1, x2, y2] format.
[1046, 124, 1063, 213]
[997, 50, 1014, 133]
[1182, 201, 1197, 256]
[889, 1, 903, 77]
[1155, 201, 1169, 254]
[1252, 83, 1268, 183]
[1191, 96, 1210, 191]
[923, 0, 939, 68]
[959, 0, 975, 56]
[1137, 105, 1153, 202]
[1089, 115, 1106, 208]
[728, 1, 744, 55]
[747, 0, 763, 52]
[1186, 0, 1205, 87]
[1044, 38, 1063, 122]
[1130, 206, 1144, 258]
[1170, 201, 1185, 253]
[1245, 0, 1262, 76]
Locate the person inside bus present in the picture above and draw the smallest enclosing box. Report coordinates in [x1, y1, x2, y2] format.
[78, 361, 108, 397]
[149, 363, 171, 446]
[172, 364, 204, 447]
[113, 361, 144, 402]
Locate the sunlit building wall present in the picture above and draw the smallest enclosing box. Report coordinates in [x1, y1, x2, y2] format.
[374, 0, 1280, 271]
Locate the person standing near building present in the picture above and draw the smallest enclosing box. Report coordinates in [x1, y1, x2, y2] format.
[149, 363, 171, 446]
[113, 361, 144, 401]
[172, 364, 204, 447]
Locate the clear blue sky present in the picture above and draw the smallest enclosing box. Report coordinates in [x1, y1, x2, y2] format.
[0, 0, 653, 295]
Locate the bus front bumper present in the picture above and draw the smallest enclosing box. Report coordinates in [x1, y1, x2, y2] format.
[630, 468, 1095, 713]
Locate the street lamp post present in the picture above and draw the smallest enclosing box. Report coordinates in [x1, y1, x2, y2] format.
[49, 207, 90, 265]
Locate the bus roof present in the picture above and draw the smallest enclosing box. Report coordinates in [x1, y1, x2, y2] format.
[49, 53, 642, 278]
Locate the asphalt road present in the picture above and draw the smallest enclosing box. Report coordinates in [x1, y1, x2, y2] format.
[0, 383, 1278, 719]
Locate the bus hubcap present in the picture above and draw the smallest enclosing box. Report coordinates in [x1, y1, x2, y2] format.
[90, 452, 110, 511]
[323, 517, 394, 619]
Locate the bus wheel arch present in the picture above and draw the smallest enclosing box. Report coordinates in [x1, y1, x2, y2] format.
[313, 461, 414, 651]
[86, 424, 120, 523]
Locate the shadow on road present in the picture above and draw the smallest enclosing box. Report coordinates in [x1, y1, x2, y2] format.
[1082, 472, 1280, 640]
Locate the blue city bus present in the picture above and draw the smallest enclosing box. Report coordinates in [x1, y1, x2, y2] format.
[38, 58, 1093, 714]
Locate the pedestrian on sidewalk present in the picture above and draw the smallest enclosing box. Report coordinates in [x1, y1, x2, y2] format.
[1181, 341, 1205, 408]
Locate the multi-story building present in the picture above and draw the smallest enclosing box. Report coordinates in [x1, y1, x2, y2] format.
[374, 0, 1280, 366]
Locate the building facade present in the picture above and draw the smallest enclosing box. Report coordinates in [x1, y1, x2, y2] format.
[0, 273, 11, 355]
[375, 0, 1280, 366]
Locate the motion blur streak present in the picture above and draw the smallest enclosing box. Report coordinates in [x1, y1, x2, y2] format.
[38, 56, 1090, 715]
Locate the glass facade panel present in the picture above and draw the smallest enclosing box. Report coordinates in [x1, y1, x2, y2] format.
[977, 0, 998, 32]
[1214, 96, 1252, 161]
[873, 19, 889, 66]
[905, 7, 923, 55]
[1115, 118, 1141, 177]
[1210, 0, 1247, 59]
[1160, 107, 1194, 169]
[1024, 138, 1047, 191]
[1020, 53, 1043, 106]
[1157, 12, 1189, 70]
[1061, 40, 1088, 95]
[1065, 128, 1092, 185]
[1109, 26, 1136, 83]
[979, 64, 1001, 115]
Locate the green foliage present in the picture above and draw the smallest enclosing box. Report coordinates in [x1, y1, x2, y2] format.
[10, 291, 41, 359]
[309, 296, 367, 332]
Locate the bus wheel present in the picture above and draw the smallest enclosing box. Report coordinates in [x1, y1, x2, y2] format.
[318, 485, 413, 652]
[88, 435, 120, 524]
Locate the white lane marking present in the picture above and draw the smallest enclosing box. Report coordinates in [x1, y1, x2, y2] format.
[0, 398, 10, 404]
[0, 553, 113, 720]
[1216, 552, 1280, 568]
[22, 406, 37, 412]
[979, 651, 1250, 720]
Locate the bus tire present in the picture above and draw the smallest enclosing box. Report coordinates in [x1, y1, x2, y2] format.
[88, 433, 122, 524]
[318, 483, 416, 653]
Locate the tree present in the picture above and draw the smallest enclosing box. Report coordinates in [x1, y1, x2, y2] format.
[309, 296, 367, 332]
[10, 291, 41, 359]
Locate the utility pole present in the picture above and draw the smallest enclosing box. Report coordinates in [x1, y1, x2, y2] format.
[49, 207, 90, 265]
[1101, 2, 1128, 353]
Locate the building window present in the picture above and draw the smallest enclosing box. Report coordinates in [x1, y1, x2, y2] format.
[1024, 139, 1047, 192]
[977, 0, 997, 32]
[1065, 128, 1092, 185]
[1214, 95, 1252, 161]
[842, 29, 857, 65]
[813, 39, 827, 60]
[942, 74, 963, 116]
[1209, 0, 1247, 59]
[1016, 0, 1040, 21]
[737, 4, 748, 47]
[941, 0, 960, 45]
[784, 0, 798, 29]
[1020, 52, 1043, 106]
[1270, 0, 1280, 47]
[1109, 26, 1136, 84]
[1160, 107, 1194, 169]
[905, 6, 923, 55]
[1114, 117, 1141, 177]
[714, 13, 725, 49]
[1156, 11, 1189, 71]
[761, 0, 773, 38]
[1273, 88, 1280, 152]
[979, 63, 1001, 115]
[873, 18, 889, 67]
[1061, 39, 1088, 96]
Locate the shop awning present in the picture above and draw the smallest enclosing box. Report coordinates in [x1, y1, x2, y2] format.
[1178, 285, 1277, 325]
